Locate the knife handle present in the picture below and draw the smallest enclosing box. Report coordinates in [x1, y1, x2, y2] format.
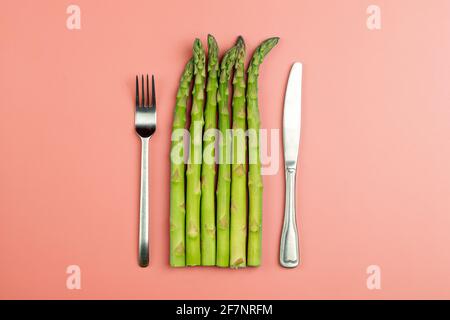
[280, 167, 300, 268]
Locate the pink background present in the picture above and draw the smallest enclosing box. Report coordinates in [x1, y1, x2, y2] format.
[1, 0, 450, 299]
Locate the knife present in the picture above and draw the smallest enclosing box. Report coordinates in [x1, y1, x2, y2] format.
[280, 62, 302, 268]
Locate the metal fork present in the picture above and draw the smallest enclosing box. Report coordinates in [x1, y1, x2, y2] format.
[135, 74, 156, 267]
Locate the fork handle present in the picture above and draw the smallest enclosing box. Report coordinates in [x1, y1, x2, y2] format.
[280, 167, 300, 268]
[138, 137, 149, 267]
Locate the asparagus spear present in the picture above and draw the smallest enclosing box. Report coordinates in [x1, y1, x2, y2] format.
[170, 58, 194, 267]
[200, 35, 219, 266]
[229, 37, 247, 268]
[186, 39, 206, 266]
[216, 44, 238, 267]
[246, 37, 279, 267]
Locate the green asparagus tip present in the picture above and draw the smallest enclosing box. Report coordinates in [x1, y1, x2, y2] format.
[248, 37, 279, 71]
[193, 38, 205, 75]
[236, 36, 245, 49]
[258, 37, 279, 55]
[235, 37, 246, 62]
[221, 46, 238, 69]
[194, 38, 201, 46]
[207, 34, 216, 44]
[219, 46, 238, 83]
[208, 34, 219, 68]
[185, 57, 194, 73]
[265, 37, 280, 47]
[193, 38, 204, 55]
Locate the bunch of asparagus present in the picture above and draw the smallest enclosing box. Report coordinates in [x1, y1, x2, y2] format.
[170, 35, 279, 268]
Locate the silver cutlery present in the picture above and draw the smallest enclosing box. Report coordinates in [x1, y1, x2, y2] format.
[135, 74, 156, 267]
[280, 62, 302, 268]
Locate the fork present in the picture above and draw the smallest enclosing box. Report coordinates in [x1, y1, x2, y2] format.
[135, 74, 156, 267]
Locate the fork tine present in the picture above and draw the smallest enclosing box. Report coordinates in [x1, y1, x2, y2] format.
[135, 75, 139, 108]
[141, 75, 145, 108]
[146, 74, 150, 108]
[151, 75, 156, 108]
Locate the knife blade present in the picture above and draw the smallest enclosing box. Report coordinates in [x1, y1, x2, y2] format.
[280, 62, 302, 268]
[283, 62, 302, 169]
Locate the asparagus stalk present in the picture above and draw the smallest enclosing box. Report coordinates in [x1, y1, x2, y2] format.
[201, 35, 219, 266]
[170, 58, 194, 267]
[229, 37, 247, 268]
[186, 39, 206, 266]
[216, 44, 239, 267]
[246, 37, 279, 267]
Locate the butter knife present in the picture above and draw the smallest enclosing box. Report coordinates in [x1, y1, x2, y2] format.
[280, 62, 302, 268]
